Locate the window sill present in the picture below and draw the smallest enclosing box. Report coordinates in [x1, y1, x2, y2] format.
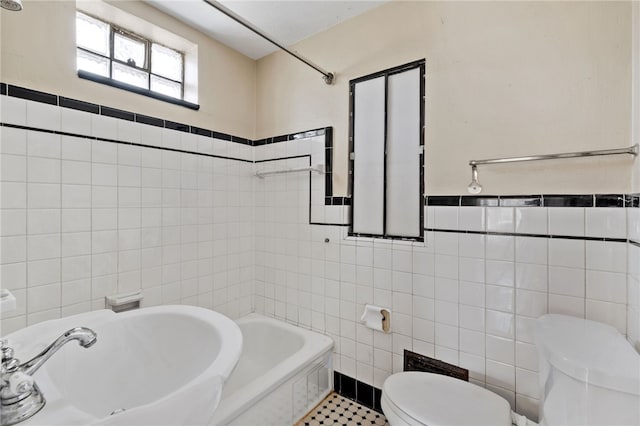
[78, 70, 199, 111]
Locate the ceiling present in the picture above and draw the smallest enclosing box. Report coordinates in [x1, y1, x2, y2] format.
[145, 0, 387, 60]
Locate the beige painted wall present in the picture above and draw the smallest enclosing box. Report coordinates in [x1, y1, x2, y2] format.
[0, 0, 256, 139]
[256, 1, 633, 196]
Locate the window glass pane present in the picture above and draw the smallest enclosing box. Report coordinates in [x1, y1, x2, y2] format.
[114, 32, 146, 68]
[76, 12, 110, 56]
[112, 62, 148, 89]
[77, 48, 109, 77]
[386, 68, 421, 237]
[352, 76, 386, 235]
[151, 43, 183, 81]
[151, 75, 182, 99]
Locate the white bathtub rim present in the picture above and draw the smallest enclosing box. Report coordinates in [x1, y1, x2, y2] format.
[213, 313, 333, 424]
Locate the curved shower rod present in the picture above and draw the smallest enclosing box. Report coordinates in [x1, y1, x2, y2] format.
[467, 143, 639, 194]
[202, 0, 335, 85]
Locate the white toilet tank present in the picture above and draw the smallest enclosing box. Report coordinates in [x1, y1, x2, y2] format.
[536, 314, 640, 426]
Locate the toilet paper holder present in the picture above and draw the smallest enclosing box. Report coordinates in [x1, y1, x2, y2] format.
[361, 304, 391, 333]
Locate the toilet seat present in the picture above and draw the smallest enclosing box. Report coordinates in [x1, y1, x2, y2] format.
[381, 372, 512, 426]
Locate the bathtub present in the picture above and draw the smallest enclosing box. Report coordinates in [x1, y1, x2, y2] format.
[211, 313, 334, 426]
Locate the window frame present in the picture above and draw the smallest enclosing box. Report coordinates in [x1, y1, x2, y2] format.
[348, 60, 426, 242]
[76, 11, 187, 104]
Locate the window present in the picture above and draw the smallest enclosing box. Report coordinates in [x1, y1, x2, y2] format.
[349, 60, 425, 240]
[76, 11, 184, 100]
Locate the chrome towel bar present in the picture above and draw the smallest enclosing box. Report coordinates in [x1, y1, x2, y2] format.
[255, 164, 324, 178]
[467, 144, 638, 194]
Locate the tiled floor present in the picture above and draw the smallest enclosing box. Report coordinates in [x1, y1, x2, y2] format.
[296, 392, 389, 426]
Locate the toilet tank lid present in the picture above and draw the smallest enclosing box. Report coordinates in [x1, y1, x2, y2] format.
[535, 314, 640, 395]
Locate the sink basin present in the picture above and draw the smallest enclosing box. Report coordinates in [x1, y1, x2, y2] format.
[3, 305, 242, 425]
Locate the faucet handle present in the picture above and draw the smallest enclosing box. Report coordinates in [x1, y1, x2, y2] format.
[1, 340, 14, 362]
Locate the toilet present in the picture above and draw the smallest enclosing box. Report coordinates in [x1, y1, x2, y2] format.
[381, 314, 640, 426]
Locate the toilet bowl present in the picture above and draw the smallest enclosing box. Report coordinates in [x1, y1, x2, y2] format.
[381, 371, 512, 426]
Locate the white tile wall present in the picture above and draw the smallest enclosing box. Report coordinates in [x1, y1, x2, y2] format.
[254, 160, 635, 422]
[0, 95, 253, 333]
[2, 93, 639, 423]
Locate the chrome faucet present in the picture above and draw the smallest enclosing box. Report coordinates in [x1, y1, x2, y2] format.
[1, 327, 97, 426]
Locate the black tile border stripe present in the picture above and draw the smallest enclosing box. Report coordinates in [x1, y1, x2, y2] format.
[59, 97, 100, 114]
[425, 227, 629, 243]
[2, 82, 332, 148]
[2, 82, 248, 142]
[334, 371, 383, 414]
[5, 83, 639, 214]
[8, 85, 57, 105]
[0, 122, 253, 163]
[426, 194, 640, 208]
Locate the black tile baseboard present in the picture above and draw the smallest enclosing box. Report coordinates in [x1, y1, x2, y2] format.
[334, 371, 384, 414]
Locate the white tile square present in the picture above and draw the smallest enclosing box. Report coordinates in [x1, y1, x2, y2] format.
[548, 266, 585, 297]
[515, 289, 547, 318]
[27, 258, 60, 287]
[0, 95, 27, 125]
[28, 157, 60, 183]
[458, 257, 484, 283]
[60, 136, 91, 162]
[486, 309, 514, 338]
[486, 360, 515, 391]
[60, 108, 91, 135]
[459, 304, 485, 331]
[585, 241, 626, 272]
[23, 209, 61, 235]
[586, 270, 627, 304]
[548, 239, 584, 268]
[515, 263, 547, 292]
[585, 208, 626, 238]
[486, 235, 515, 261]
[1, 127, 27, 155]
[27, 233, 60, 260]
[486, 284, 514, 313]
[91, 114, 118, 140]
[434, 232, 458, 256]
[485, 260, 514, 287]
[515, 207, 547, 234]
[515, 237, 547, 264]
[26, 100, 60, 131]
[435, 300, 458, 326]
[1, 154, 26, 182]
[435, 322, 458, 350]
[28, 183, 60, 209]
[62, 185, 91, 209]
[1, 182, 26, 209]
[433, 206, 458, 230]
[487, 207, 514, 233]
[458, 233, 485, 259]
[27, 282, 61, 312]
[459, 207, 485, 231]
[1, 236, 26, 264]
[515, 341, 538, 371]
[459, 328, 485, 356]
[486, 335, 514, 364]
[27, 131, 60, 159]
[459, 281, 485, 308]
[548, 207, 584, 236]
[0, 210, 26, 237]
